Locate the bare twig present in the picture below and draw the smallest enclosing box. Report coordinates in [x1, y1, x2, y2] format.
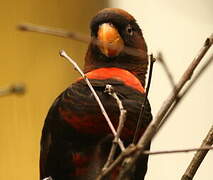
[0, 84, 26, 97]
[143, 145, 213, 155]
[104, 85, 127, 164]
[96, 143, 213, 179]
[116, 34, 213, 179]
[181, 125, 213, 180]
[18, 23, 90, 43]
[97, 85, 127, 180]
[59, 50, 125, 151]
[158, 53, 213, 130]
[42, 177, 53, 180]
[133, 54, 155, 144]
[157, 52, 176, 88]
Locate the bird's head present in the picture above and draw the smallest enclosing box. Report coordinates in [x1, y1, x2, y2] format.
[84, 8, 148, 86]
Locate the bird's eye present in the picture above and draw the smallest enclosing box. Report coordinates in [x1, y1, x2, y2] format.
[126, 25, 133, 36]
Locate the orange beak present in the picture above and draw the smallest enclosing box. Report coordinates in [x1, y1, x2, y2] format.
[97, 23, 124, 57]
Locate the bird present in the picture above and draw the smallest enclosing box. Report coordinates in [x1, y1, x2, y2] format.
[40, 8, 152, 180]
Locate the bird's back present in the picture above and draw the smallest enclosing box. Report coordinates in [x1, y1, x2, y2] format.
[40, 70, 152, 180]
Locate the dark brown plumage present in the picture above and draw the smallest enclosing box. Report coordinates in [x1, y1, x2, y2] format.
[40, 8, 152, 180]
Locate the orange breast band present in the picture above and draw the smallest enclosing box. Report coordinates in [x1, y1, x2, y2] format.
[79, 67, 145, 93]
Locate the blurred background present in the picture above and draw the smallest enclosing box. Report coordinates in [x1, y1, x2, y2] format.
[0, 0, 108, 179]
[0, 0, 212, 180]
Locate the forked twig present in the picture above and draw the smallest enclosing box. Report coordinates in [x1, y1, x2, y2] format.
[96, 145, 137, 179]
[97, 85, 127, 180]
[59, 50, 125, 151]
[181, 126, 213, 180]
[115, 34, 213, 179]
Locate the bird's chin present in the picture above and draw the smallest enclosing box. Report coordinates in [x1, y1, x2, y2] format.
[100, 51, 119, 61]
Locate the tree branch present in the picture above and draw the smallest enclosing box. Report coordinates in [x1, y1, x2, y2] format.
[96, 145, 137, 180]
[158, 53, 213, 130]
[104, 85, 127, 163]
[133, 54, 155, 144]
[0, 84, 26, 97]
[42, 177, 53, 180]
[18, 23, 90, 43]
[116, 34, 213, 179]
[96, 85, 127, 180]
[157, 52, 176, 88]
[181, 125, 213, 180]
[95, 143, 213, 180]
[143, 145, 213, 155]
[59, 50, 125, 151]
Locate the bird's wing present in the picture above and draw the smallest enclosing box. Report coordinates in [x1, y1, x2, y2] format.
[40, 78, 152, 179]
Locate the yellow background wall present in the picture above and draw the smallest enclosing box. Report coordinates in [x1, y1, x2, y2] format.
[0, 1, 107, 179]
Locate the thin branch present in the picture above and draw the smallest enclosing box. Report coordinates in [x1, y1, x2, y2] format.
[157, 52, 176, 88]
[103, 85, 127, 165]
[143, 145, 213, 155]
[18, 23, 90, 43]
[96, 143, 213, 180]
[97, 85, 127, 180]
[116, 34, 213, 179]
[158, 53, 213, 130]
[59, 50, 125, 151]
[0, 84, 26, 97]
[133, 54, 155, 144]
[181, 125, 213, 180]
[42, 177, 53, 180]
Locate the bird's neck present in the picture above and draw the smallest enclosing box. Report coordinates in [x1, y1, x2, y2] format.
[84, 44, 148, 87]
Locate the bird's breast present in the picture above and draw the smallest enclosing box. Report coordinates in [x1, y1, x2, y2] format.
[80, 67, 145, 93]
[57, 67, 149, 141]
